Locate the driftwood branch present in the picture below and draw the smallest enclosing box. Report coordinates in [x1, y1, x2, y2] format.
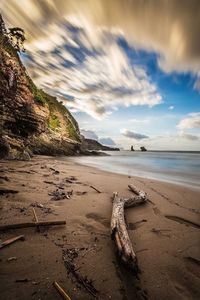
[128, 184, 147, 199]
[111, 193, 138, 273]
[124, 196, 146, 208]
[90, 185, 101, 193]
[0, 220, 66, 231]
[111, 185, 147, 273]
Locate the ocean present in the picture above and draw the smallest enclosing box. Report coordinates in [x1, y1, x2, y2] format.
[69, 151, 200, 190]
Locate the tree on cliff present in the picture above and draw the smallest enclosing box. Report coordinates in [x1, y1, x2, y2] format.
[0, 14, 25, 52]
[8, 27, 26, 52]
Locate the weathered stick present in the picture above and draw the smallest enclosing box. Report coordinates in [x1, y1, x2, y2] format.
[0, 235, 25, 249]
[111, 192, 138, 273]
[32, 208, 40, 232]
[0, 220, 66, 231]
[53, 281, 72, 300]
[90, 185, 101, 193]
[32, 208, 38, 223]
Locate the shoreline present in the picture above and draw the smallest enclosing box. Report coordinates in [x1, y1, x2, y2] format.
[66, 155, 200, 191]
[0, 155, 200, 300]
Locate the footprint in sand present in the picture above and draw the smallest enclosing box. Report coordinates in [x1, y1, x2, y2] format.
[169, 265, 200, 299]
[183, 256, 200, 280]
[165, 215, 200, 229]
[152, 206, 161, 216]
[128, 219, 147, 230]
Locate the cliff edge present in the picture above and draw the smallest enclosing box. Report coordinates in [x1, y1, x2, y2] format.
[0, 15, 81, 159]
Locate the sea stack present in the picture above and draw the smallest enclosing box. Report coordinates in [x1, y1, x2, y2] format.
[140, 146, 147, 151]
[131, 145, 134, 151]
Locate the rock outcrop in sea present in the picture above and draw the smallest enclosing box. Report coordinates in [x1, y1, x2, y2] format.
[0, 15, 81, 159]
[140, 146, 147, 151]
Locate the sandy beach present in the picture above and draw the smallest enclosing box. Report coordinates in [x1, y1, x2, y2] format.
[0, 156, 200, 300]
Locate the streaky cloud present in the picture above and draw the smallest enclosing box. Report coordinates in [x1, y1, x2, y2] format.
[121, 129, 149, 140]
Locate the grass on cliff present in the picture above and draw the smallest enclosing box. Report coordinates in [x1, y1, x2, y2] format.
[26, 75, 46, 105]
[48, 115, 60, 130]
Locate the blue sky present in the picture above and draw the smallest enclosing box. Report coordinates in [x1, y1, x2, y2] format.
[1, 0, 200, 150]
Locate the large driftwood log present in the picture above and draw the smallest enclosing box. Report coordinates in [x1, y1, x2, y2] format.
[111, 187, 147, 273]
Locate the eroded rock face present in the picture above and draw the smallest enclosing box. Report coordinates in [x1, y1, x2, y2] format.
[0, 18, 81, 159]
[0, 49, 45, 137]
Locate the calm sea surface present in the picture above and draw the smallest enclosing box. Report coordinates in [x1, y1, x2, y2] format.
[68, 151, 200, 189]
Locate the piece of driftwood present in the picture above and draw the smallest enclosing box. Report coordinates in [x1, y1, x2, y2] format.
[0, 220, 66, 231]
[0, 235, 25, 249]
[128, 184, 147, 199]
[53, 281, 72, 300]
[111, 188, 147, 274]
[124, 196, 147, 208]
[90, 185, 101, 193]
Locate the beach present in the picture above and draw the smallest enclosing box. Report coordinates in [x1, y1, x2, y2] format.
[0, 156, 200, 300]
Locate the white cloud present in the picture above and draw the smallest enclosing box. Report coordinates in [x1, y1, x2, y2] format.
[121, 129, 149, 140]
[177, 112, 200, 129]
[24, 40, 162, 119]
[129, 118, 150, 124]
[168, 106, 174, 110]
[1, 0, 200, 74]
[178, 132, 199, 141]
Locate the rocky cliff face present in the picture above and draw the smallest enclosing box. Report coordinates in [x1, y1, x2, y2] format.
[0, 17, 81, 159]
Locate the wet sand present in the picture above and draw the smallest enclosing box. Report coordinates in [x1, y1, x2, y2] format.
[0, 156, 200, 300]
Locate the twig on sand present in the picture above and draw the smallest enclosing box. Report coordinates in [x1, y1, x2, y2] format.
[90, 185, 101, 193]
[53, 281, 72, 300]
[0, 235, 25, 249]
[32, 208, 38, 223]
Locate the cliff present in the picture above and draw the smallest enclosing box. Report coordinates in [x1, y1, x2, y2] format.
[81, 138, 120, 152]
[0, 16, 81, 159]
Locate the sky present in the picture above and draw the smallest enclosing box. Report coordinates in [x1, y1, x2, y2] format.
[1, 0, 200, 150]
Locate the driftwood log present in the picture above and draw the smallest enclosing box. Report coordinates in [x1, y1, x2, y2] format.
[0, 220, 66, 231]
[111, 185, 147, 274]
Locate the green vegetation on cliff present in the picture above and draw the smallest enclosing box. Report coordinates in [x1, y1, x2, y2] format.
[48, 115, 60, 130]
[25, 73, 80, 140]
[26, 75, 46, 105]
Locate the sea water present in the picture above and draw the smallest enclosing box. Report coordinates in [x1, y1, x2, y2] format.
[69, 151, 200, 189]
